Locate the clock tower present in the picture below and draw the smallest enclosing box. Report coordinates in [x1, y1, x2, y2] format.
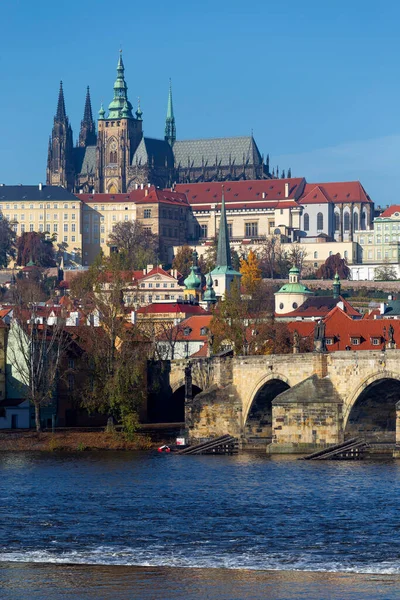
[96, 51, 143, 193]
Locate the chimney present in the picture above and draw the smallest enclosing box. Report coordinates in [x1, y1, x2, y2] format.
[39, 182, 43, 191]
[147, 264, 153, 273]
[145, 188, 148, 196]
[131, 311, 136, 325]
[262, 192, 266, 199]
[380, 302, 386, 315]
[284, 182, 289, 198]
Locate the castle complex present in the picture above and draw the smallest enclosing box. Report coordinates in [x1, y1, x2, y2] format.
[46, 52, 271, 193]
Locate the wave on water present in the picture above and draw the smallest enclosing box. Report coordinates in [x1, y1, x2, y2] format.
[1, 547, 400, 575]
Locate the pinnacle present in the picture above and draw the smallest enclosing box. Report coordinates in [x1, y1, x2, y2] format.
[56, 80, 67, 121]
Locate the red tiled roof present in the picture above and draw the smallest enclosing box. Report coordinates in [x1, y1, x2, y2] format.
[191, 342, 208, 357]
[380, 206, 400, 218]
[139, 266, 176, 281]
[175, 179, 306, 207]
[288, 306, 398, 351]
[136, 189, 188, 206]
[77, 188, 188, 207]
[160, 315, 212, 342]
[278, 296, 360, 319]
[300, 181, 372, 205]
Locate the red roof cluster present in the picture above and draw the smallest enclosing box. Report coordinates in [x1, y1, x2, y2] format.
[379, 205, 400, 218]
[136, 302, 210, 316]
[299, 181, 372, 205]
[287, 306, 399, 351]
[77, 187, 188, 207]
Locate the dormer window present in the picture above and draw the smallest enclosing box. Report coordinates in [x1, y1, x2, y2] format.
[371, 337, 381, 346]
[183, 327, 192, 336]
[351, 337, 360, 346]
[325, 338, 334, 345]
[200, 327, 208, 336]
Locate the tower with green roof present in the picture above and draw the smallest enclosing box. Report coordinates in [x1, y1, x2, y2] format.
[165, 80, 176, 146]
[96, 51, 143, 193]
[274, 266, 312, 315]
[184, 250, 202, 302]
[210, 186, 241, 299]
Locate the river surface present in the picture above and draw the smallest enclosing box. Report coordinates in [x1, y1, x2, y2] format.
[1, 451, 400, 599]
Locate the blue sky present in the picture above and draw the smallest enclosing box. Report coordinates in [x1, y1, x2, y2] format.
[0, 0, 399, 206]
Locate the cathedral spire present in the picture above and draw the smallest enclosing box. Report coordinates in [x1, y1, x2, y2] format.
[79, 86, 96, 147]
[56, 81, 67, 121]
[164, 79, 176, 146]
[216, 185, 231, 269]
[108, 50, 133, 119]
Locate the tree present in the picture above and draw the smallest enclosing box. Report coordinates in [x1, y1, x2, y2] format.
[374, 261, 398, 281]
[286, 244, 308, 275]
[0, 219, 16, 268]
[107, 220, 159, 270]
[258, 236, 288, 279]
[172, 245, 194, 279]
[7, 292, 70, 431]
[203, 236, 242, 273]
[240, 250, 262, 294]
[316, 254, 350, 279]
[16, 232, 56, 267]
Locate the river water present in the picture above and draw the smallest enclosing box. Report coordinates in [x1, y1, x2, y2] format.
[1, 451, 400, 599]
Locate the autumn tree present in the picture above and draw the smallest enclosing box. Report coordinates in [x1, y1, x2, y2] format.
[16, 232, 56, 267]
[107, 220, 159, 270]
[172, 245, 194, 279]
[258, 235, 289, 278]
[7, 290, 71, 431]
[316, 253, 350, 279]
[0, 218, 17, 268]
[240, 250, 262, 294]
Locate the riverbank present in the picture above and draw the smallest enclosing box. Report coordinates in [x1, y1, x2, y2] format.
[0, 430, 155, 451]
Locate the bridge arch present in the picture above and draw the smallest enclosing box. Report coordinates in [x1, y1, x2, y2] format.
[243, 373, 290, 444]
[344, 371, 400, 444]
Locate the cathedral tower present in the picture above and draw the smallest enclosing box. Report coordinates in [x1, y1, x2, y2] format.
[96, 52, 143, 193]
[47, 81, 75, 189]
[79, 86, 97, 147]
[164, 80, 176, 146]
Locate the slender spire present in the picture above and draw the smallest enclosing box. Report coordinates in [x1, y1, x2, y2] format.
[79, 86, 96, 147]
[136, 97, 143, 120]
[108, 51, 133, 119]
[216, 186, 231, 269]
[164, 79, 176, 146]
[56, 81, 66, 121]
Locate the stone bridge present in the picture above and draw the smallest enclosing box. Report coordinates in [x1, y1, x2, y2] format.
[157, 350, 400, 453]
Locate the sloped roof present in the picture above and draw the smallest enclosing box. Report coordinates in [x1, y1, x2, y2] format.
[173, 136, 262, 169]
[137, 302, 210, 316]
[379, 206, 400, 218]
[0, 186, 77, 201]
[174, 178, 305, 207]
[75, 145, 96, 175]
[132, 137, 174, 168]
[280, 296, 360, 319]
[162, 314, 212, 341]
[300, 181, 372, 205]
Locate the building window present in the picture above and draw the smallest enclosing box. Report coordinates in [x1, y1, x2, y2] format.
[64, 213, 68, 220]
[53, 224, 58, 233]
[326, 338, 333, 345]
[200, 224, 208, 238]
[30, 224, 34, 232]
[372, 338, 380, 346]
[344, 251, 348, 259]
[64, 224, 68, 232]
[144, 209, 151, 219]
[353, 212, 359, 231]
[71, 224, 76, 232]
[304, 213, 309, 231]
[361, 212, 366, 230]
[64, 236, 68, 242]
[314, 251, 318, 259]
[344, 212, 350, 232]
[228, 223, 233, 238]
[46, 224, 51, 232]
[351, 337, 360, 345]
[334, 212, 340, 231]
[72, 213, 76, 220]
[317, 212, 323, 231]
[21, 224, 25, 233]
[245, 222, 258, 237]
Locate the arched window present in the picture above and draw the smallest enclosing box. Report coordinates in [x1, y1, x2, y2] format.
[314, 251, 318, 259]
[344, 212, 350, 232]
[353, 212, 359, 231]
[334, 212, 340, 231]
[109, 150, 117, 164]
[304, 213, 309, 231]
[317, 212, 323, 231]
[361, 211, 366, 230]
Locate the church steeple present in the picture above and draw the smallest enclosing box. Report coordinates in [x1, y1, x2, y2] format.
[216, 186, 231, 269]
[108, 51, 133, 119]
[56, 81, 67, 121]
[164, 79, 176, 146]
[47, 81, 75, 190]
[79, 86, 97, 147]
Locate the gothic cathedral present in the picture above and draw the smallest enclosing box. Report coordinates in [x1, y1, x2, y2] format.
[47, 53, 272, 193]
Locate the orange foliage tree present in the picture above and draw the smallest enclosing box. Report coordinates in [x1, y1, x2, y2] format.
[240, 250, 262, 294]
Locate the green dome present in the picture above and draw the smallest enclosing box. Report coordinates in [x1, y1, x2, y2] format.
[98, 103, 105, 119]
[276, 282, 312, 294]
[184, 269, 202, 290]
[289, 266, 300, 275]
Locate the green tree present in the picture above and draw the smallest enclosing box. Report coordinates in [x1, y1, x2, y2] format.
[0, 219, 16, 268]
